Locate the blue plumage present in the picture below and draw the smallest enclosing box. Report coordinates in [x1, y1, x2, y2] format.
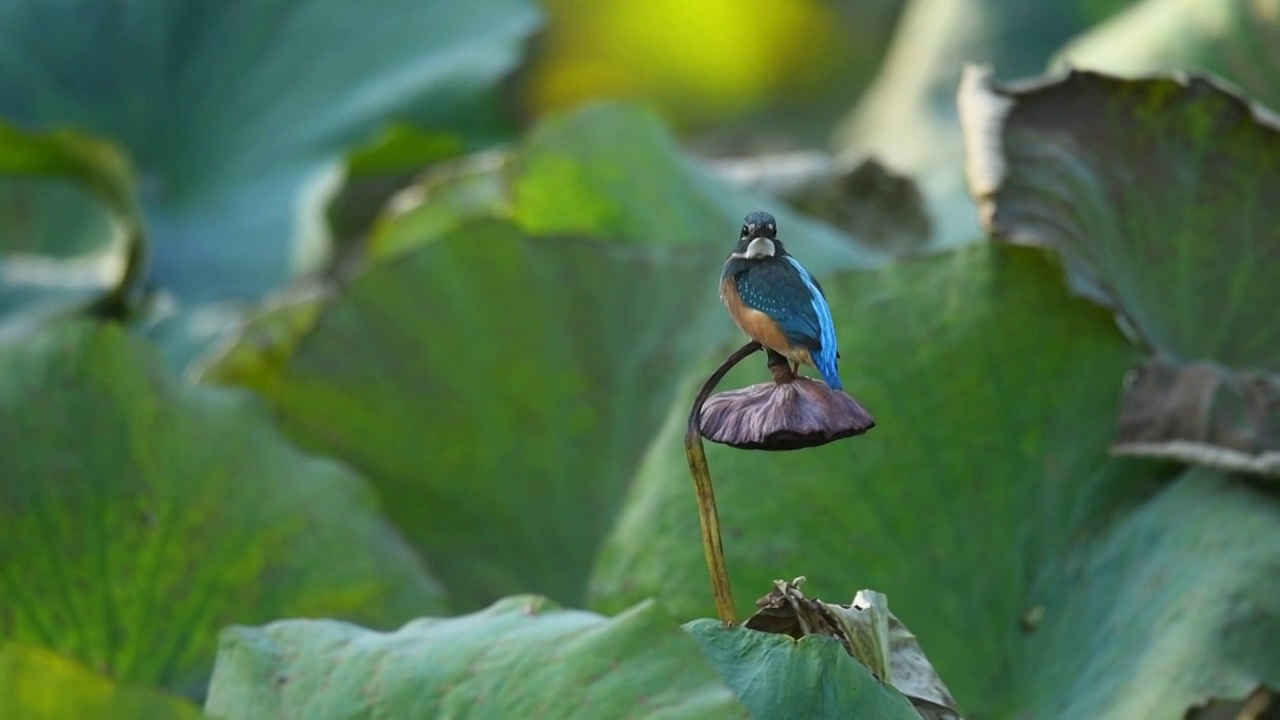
[721, 210, 844, 391]
[783, 257, 841, 390]
[731, 256, 843, 390]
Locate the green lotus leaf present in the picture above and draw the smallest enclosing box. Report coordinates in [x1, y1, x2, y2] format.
[0, 643, 201, 719]
[685, 620, 920, 719]
[1011, 467, 1280, 719]
[214, 103, 881, 610]
[192, 283, 330, 395]
[137, 298, 263, 376]
[370, 103, 882, 272]
[263, 218, 728, 611]
[0, 177, 115, 262]
[589, 243, 1217, 717]
[0, 0, 539, 303]
[369, 150, 510, 260]
[0, 321, 445, 697]
[205, 595, 933, 719]
[509, 105, 870, 263]
[0, 120, 137, 221]
[960, 66, 1280, 371]
[733, 579, 961, 717]
[205, 597, 750, 719]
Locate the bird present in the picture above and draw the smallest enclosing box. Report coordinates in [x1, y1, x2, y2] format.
[719, 210, 843, 390]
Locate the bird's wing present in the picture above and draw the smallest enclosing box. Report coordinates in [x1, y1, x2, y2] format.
[733, 261, 824, 351]
[808, 270, 841, 361]
[782, 256, 839, 364]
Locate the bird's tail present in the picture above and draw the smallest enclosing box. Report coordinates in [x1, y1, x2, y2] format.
[815, 353, 843, 391]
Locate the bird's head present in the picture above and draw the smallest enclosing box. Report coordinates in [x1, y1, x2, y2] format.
[731, 211, 786, 260]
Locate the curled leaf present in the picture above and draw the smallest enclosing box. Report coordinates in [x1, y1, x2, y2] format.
[881, 611, 961, 720]
[1113, 357, 1280, 479]
[0, 119, 145, 320]
[0, 0, 542, 302]
[960, 64, 1280, 371]
[744, 578, 960, 719]
[836, 591, 893, 685]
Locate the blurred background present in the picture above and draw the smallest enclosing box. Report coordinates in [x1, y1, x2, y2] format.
[520, 0, 903, 148]
[336, 0, 1160, 257]
[2, 0, 1279, 718]
[517, 0, 1138, 147]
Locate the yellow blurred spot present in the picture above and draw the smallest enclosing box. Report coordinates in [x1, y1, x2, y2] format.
[528, 0, 840, 125]
[0, 643, 201, 718]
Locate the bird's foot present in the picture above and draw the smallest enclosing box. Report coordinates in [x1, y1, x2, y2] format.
[764, 348, 796, 383]
[768, 362, 797, 384]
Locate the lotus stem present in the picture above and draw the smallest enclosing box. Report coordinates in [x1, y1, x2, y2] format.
[685, 340, 761, 626]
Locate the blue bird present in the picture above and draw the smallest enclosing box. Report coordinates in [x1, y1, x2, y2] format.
[719, 211, 843, 390]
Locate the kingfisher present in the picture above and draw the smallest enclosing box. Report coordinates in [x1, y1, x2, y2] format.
[719, 211, 843, 390]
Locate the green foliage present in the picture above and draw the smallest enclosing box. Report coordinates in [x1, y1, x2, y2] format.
[0, 120, 142, 325]
[2, 1, 1279, 716]
[1010, 469, 1280, 719]
[965, 69, 1280, 370]
[833, 0, 1145, 250]
[505, 105, 871, 266]
[0, 0, 540, 302]
[0, 120, 138, 224]
[591, 243, 1180, 715]
[194, 287, 328, 396]
[0, 643, 201, 719]
[1057, 0, 1280, 112]
[0, 321, 445, 696]
[372, 104, 881, 271]
[206, 597, 751, 719]
[205, 598, 926, 719]
[250, 104, 887, 612]
[0, 176, 113, 260]
[685, 620, 920, 719]
[260, 220, 726, 610]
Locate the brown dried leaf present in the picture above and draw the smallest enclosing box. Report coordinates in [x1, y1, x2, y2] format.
[883, 612, 961, 720]
[1113, 357, 1280, 479]
[744, 577, 836, 639]
[1184, 686, 1277, 720]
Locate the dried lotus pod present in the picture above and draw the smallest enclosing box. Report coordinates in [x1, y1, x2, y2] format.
[699, 351, 875, 450]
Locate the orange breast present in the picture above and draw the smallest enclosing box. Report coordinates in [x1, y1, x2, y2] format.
[721, 275, 800, 359]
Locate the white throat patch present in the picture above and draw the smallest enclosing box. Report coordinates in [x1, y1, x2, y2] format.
[743, 236, 775, 259]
